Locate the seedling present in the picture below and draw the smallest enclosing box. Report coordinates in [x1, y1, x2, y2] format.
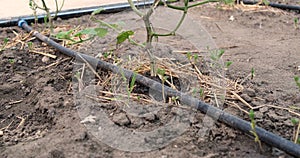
[0, 38, 9, 52]
[29, 0, 64, 31]
[251, 68, 255, 80]
[294, 18, 299, 29]
[171, 96, 180, 105]
[210, 49, 225, 61]
[193, 54, 199, 62]
[294, 76, 300, 91]
[8, 58, 16, 72]
[261, 0, 270, 6]
[193, 88, 205, 99]
[27, 42, 34, 50]
[128, 72, 137, 99]
[225, 61, 233, 68]
[291, 118, 300, 144]
[8, 59, 15, 64]
[249, 109, 263, 151]
[157, 68, 168, 102]
[119, 70, 137, 101]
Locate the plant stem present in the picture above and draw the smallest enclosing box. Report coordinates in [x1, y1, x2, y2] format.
[40, 0, 54, 32]
[152, 10, 187, 37]
[127, 0, 144, 17]
[295, 121, 300, 143]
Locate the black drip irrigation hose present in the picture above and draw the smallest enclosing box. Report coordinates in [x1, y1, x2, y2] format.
[0, 1, 155, 27]
[243, 0, 300, 11]
[18, 19, 300, 157]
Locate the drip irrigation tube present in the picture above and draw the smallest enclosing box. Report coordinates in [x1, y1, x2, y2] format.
[243, 0, 300, 11]
[0, 1, 155, 27]
[18, 19, 300, 157]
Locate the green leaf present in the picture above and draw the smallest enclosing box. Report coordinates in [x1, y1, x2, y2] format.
[249, 109, 255, 120]
[294, 18, 299, 24]
[29, 0, 33, 7]
[94, 28, 108, 37]
[186, 52, 192, 60]
[74, 28, 96, 37]
[262, 0, 270, 5]
[129, 72, 137, 92]
[210, 49, 225, 61]
[295, 76, 300, 90]
[157, 68, 166, 76]
[55, 30, 73, 39]
[225, 61, 233, 68]
[291, 118, 299, 126]
[4, 38, 9, 43]
[117, 30, 134, 44]
[91, 7, 105, 16]
[74, 28, 108, 38]
[193, 54, 199, 61]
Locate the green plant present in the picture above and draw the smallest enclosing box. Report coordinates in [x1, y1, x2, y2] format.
[171, 96, 180, 105]
[120, 70, 137, 100]
[29, 0, 64, 31]
[249, 109, 263, 150]
[225, 61, 233, 68]
[27, 42, 34, 50]
[0, 38, 9, 52]
[291, 118, 300, 144]
[8, 59, 15, 64]
[157, 68, 169, 102]
[261, 0, 270, 6]
[129, 72, 137, 97]
[251, 68, 255, 79]
[222, 0, 235, 6]
[294, 17, 299, 29]
[127, 0, 219, 76]
[294, 76, 300, 91]
[8, 58, 16, 72]
[192, 88, 205, 99]
[210, 49, 224, 61]
[55, 27, 108, 45]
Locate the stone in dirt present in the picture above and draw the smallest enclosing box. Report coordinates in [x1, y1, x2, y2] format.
[243, 88, 256, 97]
[259, 106, 269, 113]
[0, 130, 3, 136]
[112, 113, 131, 126]
[240, 93, 252, 102]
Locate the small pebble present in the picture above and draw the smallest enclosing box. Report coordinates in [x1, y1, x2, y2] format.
[112, 113, 130, 126]
[0, 130, 3, 136]
[265, 94, 276, 102]
[259, 106, 269, 113]
[80, 115, 96, 124]
[143, 113, 156, 122]
[244, 88, 256, 97]
[42, 56, 50, 63]
[255, 112, 264, 119]
[240, 93, 252, 102]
